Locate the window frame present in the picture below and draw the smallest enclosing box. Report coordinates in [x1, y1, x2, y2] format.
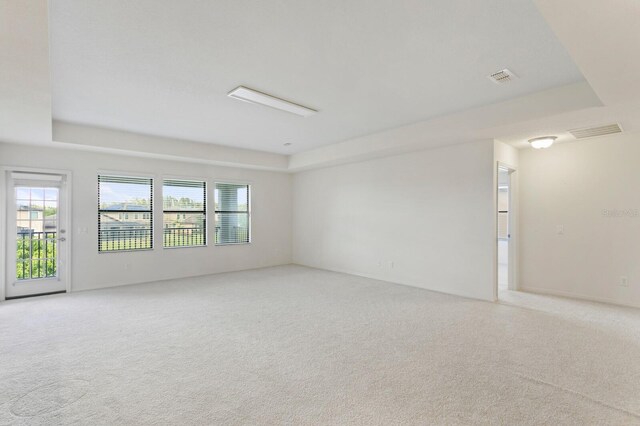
[97, 174, 154, 253]
[162, 178, 207, 249]
[214, 182, 251, 246]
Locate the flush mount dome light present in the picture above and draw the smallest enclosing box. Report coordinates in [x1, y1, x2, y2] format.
[528, 136, 557, 149]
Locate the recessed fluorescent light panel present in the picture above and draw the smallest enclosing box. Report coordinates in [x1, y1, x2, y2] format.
[228, 86, 317, 117]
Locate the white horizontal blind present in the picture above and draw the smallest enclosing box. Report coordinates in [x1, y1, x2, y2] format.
[98, 175, 153, 251]
[215, 183, 250, 245]
[163, 179, 206, 247]
[12, 172, 63, 188]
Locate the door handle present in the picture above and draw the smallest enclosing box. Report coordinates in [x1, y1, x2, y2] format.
[58, 237, 66, 242]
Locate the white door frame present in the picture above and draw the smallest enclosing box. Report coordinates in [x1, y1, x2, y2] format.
[495, 162, 517, 300]
[0, 166, 73, 301]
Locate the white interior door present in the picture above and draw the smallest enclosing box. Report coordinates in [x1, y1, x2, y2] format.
[5, 172, 68, 298]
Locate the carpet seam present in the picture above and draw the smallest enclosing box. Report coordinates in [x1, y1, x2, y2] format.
[515, 372, 640, 420]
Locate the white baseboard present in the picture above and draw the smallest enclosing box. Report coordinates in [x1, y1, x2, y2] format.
[292, 262, 494, 302]
[519, 285, 640, 310]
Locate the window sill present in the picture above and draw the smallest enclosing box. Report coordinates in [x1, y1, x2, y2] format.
[162, 245, 208, 250]
[98, 248, 154, 254]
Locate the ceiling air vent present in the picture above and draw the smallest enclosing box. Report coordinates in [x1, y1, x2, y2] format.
[488, 69, 517, 84]
[569, 123, 623, 139]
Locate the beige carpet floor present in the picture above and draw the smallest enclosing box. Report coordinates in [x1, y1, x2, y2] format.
[1, 265, 639, 425]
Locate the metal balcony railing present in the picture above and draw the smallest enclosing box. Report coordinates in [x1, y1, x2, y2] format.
[17, 227, 250, 276]
[99, 228, 153, 251]
[163, 227, 205, 247]
[16, 231, 57, 280]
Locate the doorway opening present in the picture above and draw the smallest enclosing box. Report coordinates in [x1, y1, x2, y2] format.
[497, 166, 514, 294]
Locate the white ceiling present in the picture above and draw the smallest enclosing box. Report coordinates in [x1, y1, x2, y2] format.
[496, 0, 640, 149]
[535, 0, 640, 106]
[50, 0, 585, 155]
[0, 0, 51, 145]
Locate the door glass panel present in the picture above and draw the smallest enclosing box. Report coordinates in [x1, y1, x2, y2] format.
[15, 186, 58, 280]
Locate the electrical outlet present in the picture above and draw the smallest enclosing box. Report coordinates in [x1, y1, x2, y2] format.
[620, 276, 629, 287]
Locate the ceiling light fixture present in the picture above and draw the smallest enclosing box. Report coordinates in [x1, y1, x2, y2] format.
[228, 86, 317, 117]
[528, 136, 557, 149]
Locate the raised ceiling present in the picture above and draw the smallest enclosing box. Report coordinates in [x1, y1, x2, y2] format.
[50, 0, 585, 154]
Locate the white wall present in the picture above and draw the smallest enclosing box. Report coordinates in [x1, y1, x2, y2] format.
[0, 142, 292, 292]
[519, 133, 640, 308]
[293, 140, 496, 301]
[53, 121, 289, 171]
[13, 130, 639, 309]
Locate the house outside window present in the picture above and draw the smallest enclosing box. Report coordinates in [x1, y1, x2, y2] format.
[98, 175, 153, 251]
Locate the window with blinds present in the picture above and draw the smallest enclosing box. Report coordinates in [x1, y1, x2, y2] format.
[163, 179, 206, 248]
[98, 175, 153, 252]
[215, 183, 250, 245]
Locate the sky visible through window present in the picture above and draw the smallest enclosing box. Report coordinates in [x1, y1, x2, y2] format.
[99, 182, 150, 207]
[164, 186, 202, 200]
[100, 182, 248, 206]
[16, 188, 58, 201]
